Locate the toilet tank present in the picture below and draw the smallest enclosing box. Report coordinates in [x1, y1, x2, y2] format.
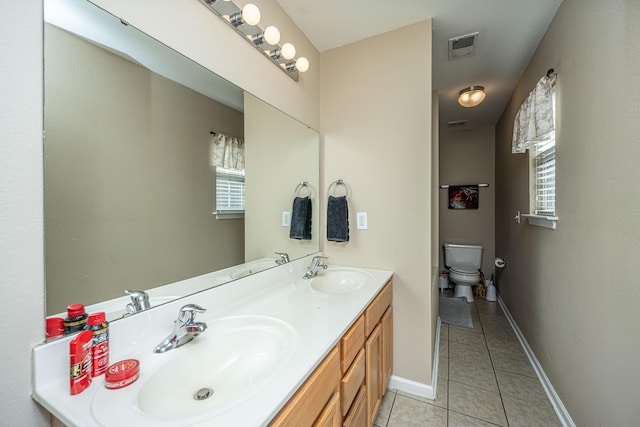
[443, 243, 483, 269]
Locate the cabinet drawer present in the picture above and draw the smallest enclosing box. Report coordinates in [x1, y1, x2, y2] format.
[364, 281, 392, 336]
[340, 315, 364, 374]
[343, 385, 367, 427]
[270, 346, 341, 427]
[341, 348, 365, 417]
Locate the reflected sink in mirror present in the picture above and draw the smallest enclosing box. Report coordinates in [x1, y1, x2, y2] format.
[295, 267, 374, 294]
[91, 295, 181, 323]
[90, 315, 297, 425]
[229, 259, 278, 280]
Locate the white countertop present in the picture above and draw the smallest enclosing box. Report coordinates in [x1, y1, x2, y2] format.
[32, 255, 393, 426]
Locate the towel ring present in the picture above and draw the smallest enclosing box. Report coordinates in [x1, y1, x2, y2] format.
[328, 179, 350, 198]
[294, 181, 313, 198]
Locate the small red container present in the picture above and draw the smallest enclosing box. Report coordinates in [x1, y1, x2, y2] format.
[105, 359, 140, 390]
[46, 317, 64, 341]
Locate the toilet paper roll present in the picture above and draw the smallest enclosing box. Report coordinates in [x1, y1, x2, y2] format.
[495, 258, 507, 268]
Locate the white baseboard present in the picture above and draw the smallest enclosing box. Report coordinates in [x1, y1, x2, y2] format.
[387, 318, 441, 401]
[497, 295, 576, 427]
[388, 375, 435, 400]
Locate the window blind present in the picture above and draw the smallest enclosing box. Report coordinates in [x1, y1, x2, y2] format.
[534, 136, 555, 215]
[216, 167, 245, 215]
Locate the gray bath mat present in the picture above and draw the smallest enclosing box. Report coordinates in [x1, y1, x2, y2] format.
[439, 296, 473, 329]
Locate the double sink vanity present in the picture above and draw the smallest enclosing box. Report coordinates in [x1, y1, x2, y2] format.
[33, 255, 393, 426]
[37, 0, 395, 425]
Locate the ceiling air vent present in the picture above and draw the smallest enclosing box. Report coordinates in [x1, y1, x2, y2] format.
[448, 32, 479, 60]
[447, 120, 468, 128]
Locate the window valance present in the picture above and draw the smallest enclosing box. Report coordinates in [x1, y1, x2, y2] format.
[212, 133, 245, 171]
[512, 73, 556, 153]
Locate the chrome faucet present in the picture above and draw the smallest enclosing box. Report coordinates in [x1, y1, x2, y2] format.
[275, 252, 290, 265]
[154, 304, 207, 353]
[303, 256, 329, 279]
[125, 289, 151, 314]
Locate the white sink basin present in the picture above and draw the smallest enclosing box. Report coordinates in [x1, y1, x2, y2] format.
[229, 259, 277, 279]
[90, 315, 297, 425]
[296, 267, 373, 294]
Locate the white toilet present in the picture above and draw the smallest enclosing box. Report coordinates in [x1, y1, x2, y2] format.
[443, 243, 483, 302]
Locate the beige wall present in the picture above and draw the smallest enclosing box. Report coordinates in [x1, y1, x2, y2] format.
[320, 20, 434, 385]
[1, 0, 49, 425]
[495, 0, 640, 424]
[244, 93, 320, 261]
[439, 127, 495, 278]
[44, 25, 245, 314]
[430, 91, 440, 360]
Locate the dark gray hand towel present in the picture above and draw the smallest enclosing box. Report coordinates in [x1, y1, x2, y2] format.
[290, 196, 312, 240]
[327, 195, 349, 242]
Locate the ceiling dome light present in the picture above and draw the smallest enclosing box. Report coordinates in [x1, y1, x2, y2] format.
[241, 3, 260, 26]
[295, 57, 309, 73]
[263, 26, 280, 45]
[281, 43, 296, 60]
[458, 86, 486, 108]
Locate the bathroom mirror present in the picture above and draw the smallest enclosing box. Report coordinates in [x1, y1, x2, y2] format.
[44, 0, 319, 325]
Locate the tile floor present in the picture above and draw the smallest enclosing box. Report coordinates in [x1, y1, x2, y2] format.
[374, 292, 562, 427]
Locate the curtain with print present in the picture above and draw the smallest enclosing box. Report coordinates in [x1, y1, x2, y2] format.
[212, 133, 245, 171]
[512, 74, 556, 153]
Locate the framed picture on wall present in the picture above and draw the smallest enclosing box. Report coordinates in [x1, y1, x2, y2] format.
[448, 185, 479, 209]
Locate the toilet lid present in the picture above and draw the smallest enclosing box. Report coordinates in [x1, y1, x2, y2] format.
[450, 263, 478, 274]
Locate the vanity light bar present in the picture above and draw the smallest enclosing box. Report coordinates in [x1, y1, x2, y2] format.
[199, 0, 309, 82]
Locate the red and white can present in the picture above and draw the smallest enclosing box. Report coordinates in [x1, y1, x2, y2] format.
[87, 312, 109, 377]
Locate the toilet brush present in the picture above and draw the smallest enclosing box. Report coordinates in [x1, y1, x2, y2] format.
[486, 273, 497, 302]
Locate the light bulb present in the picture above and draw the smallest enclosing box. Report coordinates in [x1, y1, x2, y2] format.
[263, 26, 280, 45]
[295, 57, 309, 72]
[281, 42, 296, 60]
[241, 3, 260, 26]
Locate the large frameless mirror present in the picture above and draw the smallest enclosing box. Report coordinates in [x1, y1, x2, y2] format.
[44, 0, 319, 330]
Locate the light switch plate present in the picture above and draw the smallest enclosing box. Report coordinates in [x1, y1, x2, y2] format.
[282, 211, 291, 227]
[356, 212, 368, 229]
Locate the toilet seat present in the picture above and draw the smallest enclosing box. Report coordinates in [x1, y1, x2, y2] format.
[449, 263, 478, 274]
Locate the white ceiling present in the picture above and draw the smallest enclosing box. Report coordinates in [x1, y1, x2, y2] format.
[276, 0, 563, 131]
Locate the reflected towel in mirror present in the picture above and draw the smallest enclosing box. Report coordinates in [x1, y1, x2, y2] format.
[327, 195, 349, 242]
[290, 196, 312, 240]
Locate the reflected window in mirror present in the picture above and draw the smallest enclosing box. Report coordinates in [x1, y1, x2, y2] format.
[216, 167, 245, 219]
[212, 132, 246, 219]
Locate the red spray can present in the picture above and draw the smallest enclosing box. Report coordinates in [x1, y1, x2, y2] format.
[87, 312, 109, 377]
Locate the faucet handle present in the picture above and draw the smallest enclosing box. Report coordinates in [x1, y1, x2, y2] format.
[275, 252, 290, 264]
[311, 256, 329, 266]
[125, 289, 151, 313]
[178, 304, 206, 324]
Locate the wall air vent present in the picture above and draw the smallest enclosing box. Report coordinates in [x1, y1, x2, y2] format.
[448, 32, 479, 60]
[447, 120, 468, 128]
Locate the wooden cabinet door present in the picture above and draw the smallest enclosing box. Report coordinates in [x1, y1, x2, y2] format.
[270, 346, 341, 427]
[313, 390, 341, 427]
[381, 306, 393, 393]
[365, 324, 382, 427]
